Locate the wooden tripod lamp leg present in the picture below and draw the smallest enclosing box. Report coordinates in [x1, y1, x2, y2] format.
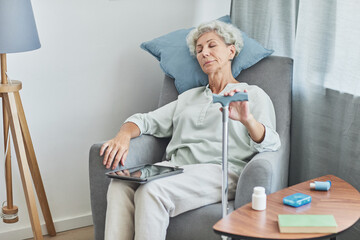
[3, 91, 43, 240]
[2, 98, 19, 223]
[1, 54, 19, 223]
[14, 92, 56, 236]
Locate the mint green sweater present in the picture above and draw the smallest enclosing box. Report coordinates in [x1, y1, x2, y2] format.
[126, 83, 280, 175]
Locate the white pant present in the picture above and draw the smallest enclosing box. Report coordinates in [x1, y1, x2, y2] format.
[104, 162, 238, 240]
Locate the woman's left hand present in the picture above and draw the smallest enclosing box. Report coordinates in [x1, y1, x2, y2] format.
[222, 89, 252, 125]
[221, 88, 265, 143]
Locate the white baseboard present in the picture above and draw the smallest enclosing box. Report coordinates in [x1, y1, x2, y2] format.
[0, 213, 93, 240]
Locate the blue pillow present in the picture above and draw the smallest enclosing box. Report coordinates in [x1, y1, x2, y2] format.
[140, 15, 273, 94]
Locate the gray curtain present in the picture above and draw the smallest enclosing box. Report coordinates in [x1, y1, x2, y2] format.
[231, 0, 297, 57]
[231, 0, 360, 239]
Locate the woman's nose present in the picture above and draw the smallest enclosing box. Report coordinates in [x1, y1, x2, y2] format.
[201, 47, 210, 57]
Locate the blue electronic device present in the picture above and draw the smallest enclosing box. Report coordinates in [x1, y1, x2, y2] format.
[283, 193, 312, 207]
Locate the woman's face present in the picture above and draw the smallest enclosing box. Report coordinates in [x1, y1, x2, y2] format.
[195, 31, 235, 75]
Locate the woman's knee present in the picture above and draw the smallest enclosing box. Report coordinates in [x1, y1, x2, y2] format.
[134, 182, 175, 219]
[134, 182, 171, 206]
[134, 182, 160, 200]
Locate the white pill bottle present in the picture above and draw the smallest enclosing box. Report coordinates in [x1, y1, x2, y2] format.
[252, 186, 266, 211]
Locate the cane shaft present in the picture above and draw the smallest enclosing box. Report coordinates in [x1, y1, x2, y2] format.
[221, 106, 229, 218]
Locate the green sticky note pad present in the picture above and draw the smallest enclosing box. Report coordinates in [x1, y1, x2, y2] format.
[278, 214, 337, 233]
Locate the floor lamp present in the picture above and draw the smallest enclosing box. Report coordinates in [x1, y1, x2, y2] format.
[0, 0, 56, 239]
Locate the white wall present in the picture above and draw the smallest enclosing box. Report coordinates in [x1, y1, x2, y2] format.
[0, 0, 231, 239]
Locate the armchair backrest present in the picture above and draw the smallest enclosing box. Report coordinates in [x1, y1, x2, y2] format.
[236, 56, 293, 139]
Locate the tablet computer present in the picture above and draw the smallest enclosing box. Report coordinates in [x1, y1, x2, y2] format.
[106, 164, 184, 184]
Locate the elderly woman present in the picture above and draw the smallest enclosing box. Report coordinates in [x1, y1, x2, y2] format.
[101, 20, 280, 240]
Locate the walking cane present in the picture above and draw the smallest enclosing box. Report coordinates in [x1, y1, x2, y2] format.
[213, 91, 248, 239]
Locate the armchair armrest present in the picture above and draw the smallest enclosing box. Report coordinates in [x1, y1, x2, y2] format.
[234, 148, 289, 209]
[89, 135, 169, 240]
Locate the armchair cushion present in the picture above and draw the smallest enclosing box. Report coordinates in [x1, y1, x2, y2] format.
[140, 15, 273, 94]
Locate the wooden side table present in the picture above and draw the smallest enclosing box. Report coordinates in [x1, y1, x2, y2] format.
[213, 175, 360, 239]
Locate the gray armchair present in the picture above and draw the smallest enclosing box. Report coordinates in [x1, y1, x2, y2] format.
[89, 56, 293, 240]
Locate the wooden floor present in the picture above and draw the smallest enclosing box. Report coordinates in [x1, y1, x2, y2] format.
[25, 225, 94, 240]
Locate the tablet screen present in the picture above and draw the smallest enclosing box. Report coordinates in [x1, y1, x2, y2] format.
[106, 164, 182, 181]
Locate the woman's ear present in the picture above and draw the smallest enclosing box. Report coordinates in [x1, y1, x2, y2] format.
[228, 44, 236, 61]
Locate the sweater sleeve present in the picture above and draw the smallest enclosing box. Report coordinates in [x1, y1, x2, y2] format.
[249, 87, 281, 152]
[124, 100, 177, 138]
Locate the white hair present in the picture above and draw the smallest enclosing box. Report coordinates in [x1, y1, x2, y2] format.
[186, 20, 244, 57]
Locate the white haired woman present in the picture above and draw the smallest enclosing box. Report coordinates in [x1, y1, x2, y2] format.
[101, 20, 280, 240]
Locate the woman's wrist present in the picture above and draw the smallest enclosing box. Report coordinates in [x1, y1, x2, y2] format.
[241, 114, 256, 129]
[118, 122, 140, 139]
[242, 115, 265, 143]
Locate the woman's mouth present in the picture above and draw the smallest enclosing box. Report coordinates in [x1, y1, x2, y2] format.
[203, 60, 214, 66]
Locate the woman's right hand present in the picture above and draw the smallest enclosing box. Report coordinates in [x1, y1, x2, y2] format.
[100, 122, 141, 170]
[100, 134, 131, 170]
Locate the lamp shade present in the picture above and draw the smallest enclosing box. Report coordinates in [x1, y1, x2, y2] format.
[0, 0, 41, 53]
